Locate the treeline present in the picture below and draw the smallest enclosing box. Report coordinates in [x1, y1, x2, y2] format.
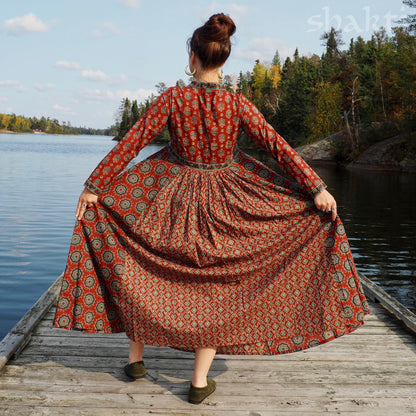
[0, 113, 117, 136]
[237, 26, 416, 159]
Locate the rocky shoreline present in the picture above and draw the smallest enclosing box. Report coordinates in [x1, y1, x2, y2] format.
[296, 129, 416, 173]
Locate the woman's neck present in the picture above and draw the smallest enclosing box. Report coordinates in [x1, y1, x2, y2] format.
[194, 69, 221, 84]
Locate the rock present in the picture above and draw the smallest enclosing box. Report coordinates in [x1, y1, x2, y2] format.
[349, 135, 416, 172]
[295, 126, 416, 172]
[295, 130, 348, 164]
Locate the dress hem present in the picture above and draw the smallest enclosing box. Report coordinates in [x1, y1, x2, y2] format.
[53, 312, 369, 356]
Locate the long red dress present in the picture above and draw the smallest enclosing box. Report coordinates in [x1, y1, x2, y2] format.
[54, 81, 369, 355]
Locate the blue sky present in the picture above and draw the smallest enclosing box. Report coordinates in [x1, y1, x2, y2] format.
[0, 0, 410, 129]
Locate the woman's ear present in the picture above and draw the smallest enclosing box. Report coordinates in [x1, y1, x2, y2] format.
[190, 51, 196, 67]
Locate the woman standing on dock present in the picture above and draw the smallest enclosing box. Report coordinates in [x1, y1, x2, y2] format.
[54, 13, 369, 405]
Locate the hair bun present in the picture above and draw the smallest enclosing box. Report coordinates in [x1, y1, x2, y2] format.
[206, 13, 236, 39]
[188, 13, 236, 69]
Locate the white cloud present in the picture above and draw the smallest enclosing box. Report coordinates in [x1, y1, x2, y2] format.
[53, 104, 77, 116]
[0, 80, 26, 92]
[117, 0, 140, 8]
[55, 61, 82, 70]
[1, 13, 49, 35]
[114, 88, 156, 102]
[78, 88, 112, 102]
[35, 83, 56, 92]
[81, 70, 127, 85]
[0, 80, 20, 87]
[234, 38, 294, 63]
[78, 87, 156, 103]
[82, 70, 111, 83]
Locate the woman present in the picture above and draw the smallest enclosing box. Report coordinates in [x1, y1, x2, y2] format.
[54, 13, 369, 405]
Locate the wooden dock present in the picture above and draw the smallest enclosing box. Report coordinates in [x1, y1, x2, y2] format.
[0, 275, 415, 415]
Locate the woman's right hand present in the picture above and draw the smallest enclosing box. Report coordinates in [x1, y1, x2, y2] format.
[75, 188, 98, 220]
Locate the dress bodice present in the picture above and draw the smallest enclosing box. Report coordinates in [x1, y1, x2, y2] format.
[167, 81, 239, 166]
[85, 82, 326, 197]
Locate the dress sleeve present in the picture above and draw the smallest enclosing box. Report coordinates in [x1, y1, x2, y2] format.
[84, 91, 171, 195]
[238, 94, 326, 197]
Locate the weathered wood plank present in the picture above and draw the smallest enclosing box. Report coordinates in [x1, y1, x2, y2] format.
[0, 389, 415, 414]
[23, 333, 416, 350]
[0, 408, 409, 416]
[360, 272, 416, 334]
[6, 356, 416, 373]
[0, 275, 62, 370]
[1, 380, 416, 399]
[1, 365, 414, 386]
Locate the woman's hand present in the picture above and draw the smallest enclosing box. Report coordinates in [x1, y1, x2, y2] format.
[75, 188, 98, 220]
[314, 189, 337, 221]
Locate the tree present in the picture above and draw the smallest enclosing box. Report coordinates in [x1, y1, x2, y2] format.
[276, 54, 322, 145]
[237, 71, 252, 99]
[115, 98, 131, 141]
[306, 82, 343, 142]
[272, 50, 281, 67]
[131, 100, 140, 124]
[321, 28, 345, 81]
[223, 75, 234, 92]
[398, 0, 416, 35]
[39, 116, 48, 132]
[155, 82, 167, 94]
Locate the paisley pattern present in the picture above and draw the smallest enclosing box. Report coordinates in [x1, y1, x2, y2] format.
[54, 81, 369, 355]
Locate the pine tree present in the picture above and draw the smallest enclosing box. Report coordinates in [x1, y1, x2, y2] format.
[131, 100, 140, 125]
[116, 98, 131, 141]
[272, 50, 281, 67]
[237, 71, 252, 99]
[277, 55, 322, 145]
[321, 28, 345, 81]
[399, 0, 416, 35]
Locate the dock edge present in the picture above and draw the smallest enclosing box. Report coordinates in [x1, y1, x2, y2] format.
[0, 274, 63, 371]
[359, 272, 416, 335]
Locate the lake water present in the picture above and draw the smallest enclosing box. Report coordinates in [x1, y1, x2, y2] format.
[0, 133, 415, 340]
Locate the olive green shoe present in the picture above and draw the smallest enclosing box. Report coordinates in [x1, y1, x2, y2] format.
[124, 361, 146, 379]
[188, 377, 216, 404]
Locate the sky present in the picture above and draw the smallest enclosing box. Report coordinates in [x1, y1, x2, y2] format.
[0, 0, 411, 129]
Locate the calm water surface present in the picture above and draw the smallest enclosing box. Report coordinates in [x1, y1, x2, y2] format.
[0, 133, 415, 339]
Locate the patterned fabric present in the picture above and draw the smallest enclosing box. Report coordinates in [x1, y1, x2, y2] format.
[54, 81, 369, 355]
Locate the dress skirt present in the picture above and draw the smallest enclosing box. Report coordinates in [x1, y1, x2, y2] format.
[54, 145, 370, 355]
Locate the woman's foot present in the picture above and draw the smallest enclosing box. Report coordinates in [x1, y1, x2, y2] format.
[188, 377, 216, 404]
[124, 361, 146, 379]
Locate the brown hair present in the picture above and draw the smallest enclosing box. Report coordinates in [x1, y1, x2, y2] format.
[188, 13, 236, 70]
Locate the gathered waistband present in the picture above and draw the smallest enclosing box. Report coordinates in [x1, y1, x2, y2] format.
[167, 143, 238, 170]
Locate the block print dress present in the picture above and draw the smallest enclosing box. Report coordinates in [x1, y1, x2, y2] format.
[54, 81, 370, 355]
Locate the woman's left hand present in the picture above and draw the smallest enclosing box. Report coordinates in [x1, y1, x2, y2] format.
[314, 189, 337, 221]
[76, 187, 98, 220]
